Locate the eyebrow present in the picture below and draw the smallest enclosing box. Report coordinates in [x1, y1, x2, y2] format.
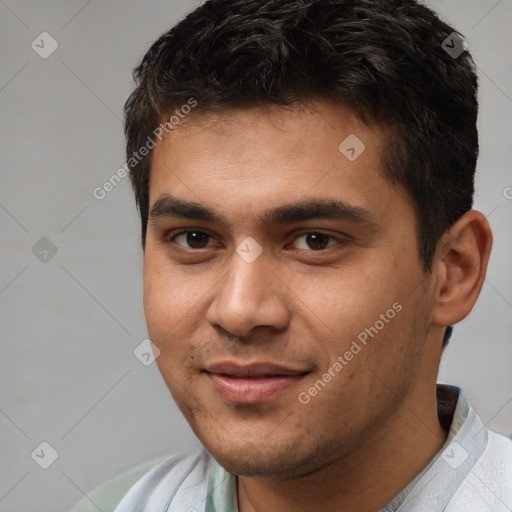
[148, 194, 378, 229]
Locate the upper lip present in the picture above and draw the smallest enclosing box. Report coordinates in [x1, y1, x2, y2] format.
[204, 361, 310, 378]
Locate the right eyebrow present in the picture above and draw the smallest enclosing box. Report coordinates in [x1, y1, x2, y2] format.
[149, 195, 224, 223]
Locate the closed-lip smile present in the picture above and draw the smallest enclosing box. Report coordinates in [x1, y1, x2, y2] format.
[204, 361, 311, 403]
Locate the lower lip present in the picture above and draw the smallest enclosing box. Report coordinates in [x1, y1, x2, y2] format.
[207, 373, 307, 404]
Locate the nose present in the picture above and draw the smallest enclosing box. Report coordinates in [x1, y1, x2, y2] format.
[205, 245, 290, 337]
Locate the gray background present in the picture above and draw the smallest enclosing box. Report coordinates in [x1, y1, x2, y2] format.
[0, 1, 511, 511]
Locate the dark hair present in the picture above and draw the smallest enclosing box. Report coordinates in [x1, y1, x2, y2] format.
[442, 326, 454, 350]
[124, 0, 479, 346]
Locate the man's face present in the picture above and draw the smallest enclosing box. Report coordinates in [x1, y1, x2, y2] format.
[143, 101, 439, 478]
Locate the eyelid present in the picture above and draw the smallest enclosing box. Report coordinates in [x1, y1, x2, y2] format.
[165, 228, 346, 251]
[288, 230, 346, 250]
[164, 228, 219, 248]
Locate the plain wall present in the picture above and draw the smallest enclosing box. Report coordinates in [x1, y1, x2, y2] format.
[0, 1, 511, 510]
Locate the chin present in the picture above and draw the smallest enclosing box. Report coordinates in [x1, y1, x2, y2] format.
[205, 437, 333, 479]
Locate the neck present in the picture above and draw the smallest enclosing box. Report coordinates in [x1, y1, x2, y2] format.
[237, 384, 448, 512]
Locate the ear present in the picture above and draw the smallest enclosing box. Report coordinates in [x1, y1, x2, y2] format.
[431, 210, 493, 326]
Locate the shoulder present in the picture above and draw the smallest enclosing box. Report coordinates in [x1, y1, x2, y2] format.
[482, 428, 512, 476]
[70, 451, 210, 512]
[481, 429, 512, 475]
[447, 429, 512, 511]
[70, 458, 163, 512]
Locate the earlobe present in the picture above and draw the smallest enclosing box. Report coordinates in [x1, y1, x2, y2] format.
[431, 210, 493, 327]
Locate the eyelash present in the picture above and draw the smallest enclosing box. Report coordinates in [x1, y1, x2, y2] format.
[163, 229, 344, 252]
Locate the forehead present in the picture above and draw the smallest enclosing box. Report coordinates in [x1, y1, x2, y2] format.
[148, 101, 411, 228]
[152, 100, 381, 175]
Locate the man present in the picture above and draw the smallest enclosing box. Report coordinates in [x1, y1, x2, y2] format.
[73, 0, 512, 510]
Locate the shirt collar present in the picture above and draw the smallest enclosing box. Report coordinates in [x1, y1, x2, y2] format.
[205, 384, 487, 512]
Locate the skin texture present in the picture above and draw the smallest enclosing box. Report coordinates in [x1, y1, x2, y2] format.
[142, 100, 492, 512]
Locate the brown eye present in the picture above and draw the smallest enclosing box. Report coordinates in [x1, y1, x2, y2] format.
[292, 232, 338, 251]
[305, 232, 330, 250]
[172, 231, 213, 249]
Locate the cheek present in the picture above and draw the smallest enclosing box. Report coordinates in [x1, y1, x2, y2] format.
[299, 268, 414, 380]
[142, 263, 212, 375]
[143, 265, 185, 356]
[291, 266, 390, 336]
[142, 269, 166, 339]
[143, 257, 195, 331]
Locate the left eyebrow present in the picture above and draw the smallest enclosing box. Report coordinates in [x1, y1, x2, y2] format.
[148, 194, 379, 229]
[258, 198, 377, 228]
